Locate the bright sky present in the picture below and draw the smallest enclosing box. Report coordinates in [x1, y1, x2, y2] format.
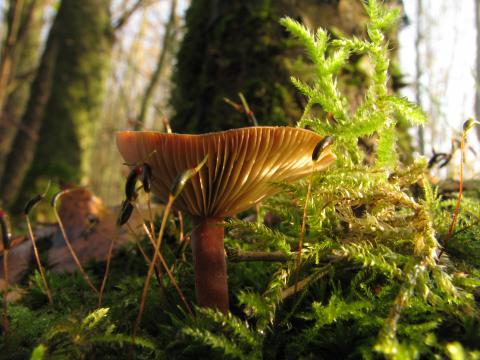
[399, 0, 479, 175]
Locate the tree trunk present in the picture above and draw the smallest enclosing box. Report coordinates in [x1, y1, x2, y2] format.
[169, 0, 384, 134]
[0, 0, 113, 207]
[0, 0, 24, 113]
[0, 18, 60, 207]
[171, 0, 411, 162]
[0, 0, 45, 180]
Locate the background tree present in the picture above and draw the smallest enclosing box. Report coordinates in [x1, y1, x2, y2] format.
[0, 0, 46, 178]
[170, 0, 405, 137]
[0, 0, 113, 207]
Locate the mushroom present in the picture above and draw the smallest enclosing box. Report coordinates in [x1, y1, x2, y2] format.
[116, 126, 335, 313]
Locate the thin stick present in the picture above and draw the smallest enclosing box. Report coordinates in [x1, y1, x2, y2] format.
[139, 212, 192, 314]
[226, 248, 292, 262]
[178, 211, 184, 243]
[98, 231, 117, 307]
[281, 263, 333, 301]
[177, 211, 186, 262]
[140, 221, 186, 307]
[52, 202, 98, 295]
[238, 92, 258, 126]
[294, 170, 313, 291]
[2, 249, 8, 333]
[126, 223, 164, 287]
[132, 204, 167, 284]
[439, 133, 466, 258]
[133, 203, 157, 250]
[133, 196, 192, 338]
[25, 215, 53, 304]
[146, 193, 155, 237]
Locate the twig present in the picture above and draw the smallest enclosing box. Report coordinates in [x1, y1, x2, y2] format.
[133, 156, 207, 339]
[23, 185, 53, 304]
[280, 263, 334, 301]
[146, 193, 155, 237]
[223, 93, 258, 126]
[126, 222, 163, 287]
[1, 209, 12, 333]
[51, 190, 98, 295]
[238, 92, 258, 126]
[2, 249, 9, 333]
[134, 196, 193, 339]
[114, 0, 157, 31]
[226, 248, 292, 263]
[294, 169, 314, 291]
[25, 215, 53, 304]
[98, 231, 117, 307]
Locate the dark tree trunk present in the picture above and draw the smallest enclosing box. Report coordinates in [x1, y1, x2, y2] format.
[170, 0, 411, 159]
[170, 0, 375, 134]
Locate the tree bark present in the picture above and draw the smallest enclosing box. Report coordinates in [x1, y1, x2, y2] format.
[0, 0, 45, 180]
[0, 0, 114, 207]
[170, 0, 398, 134]
[0, 0, 24, 113]
[0, 18, 60, 207]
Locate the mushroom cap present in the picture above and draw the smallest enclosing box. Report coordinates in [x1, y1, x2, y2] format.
[117, 127, 335, 218]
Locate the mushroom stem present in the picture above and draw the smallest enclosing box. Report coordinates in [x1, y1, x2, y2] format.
[191, 217, 228, 313]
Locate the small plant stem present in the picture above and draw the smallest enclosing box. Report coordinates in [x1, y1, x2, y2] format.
[146, 193, 155, 236]
[178, 211, 184, 243]
[25, 215, 53, 304]
[439, 131, 466, 258]
[52, 207, 98, 295]
[281, 262, 334, 301]
[141, 221, 192, 314]
[132, 204, 167, 286]
[294, 171, 313, 291]
[238, 92, 258, 126]
[98, 231, 117, 307]
[134, 195, 192, 338]
[133, 204, 159, 253]
[226, 248, 292, 262]
[142, 217, 191, 302]
[126, 223, 163, 287]
[2, 249, 9, 333]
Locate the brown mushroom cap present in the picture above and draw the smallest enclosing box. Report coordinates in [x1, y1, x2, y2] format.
[117, 127, 335, 218]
